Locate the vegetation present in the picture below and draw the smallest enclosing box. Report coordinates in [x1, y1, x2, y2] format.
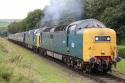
[0, 38, 125, 83]
[118, 45, 125, 58]
[112, 46, 125, 74]
[0, 22, 9, 37]
[0, 38, 86, 83]
[8, 9, 43, 33]
[8, 0, 125, 44]
[0, 22, 9, 29]
[85, 0, 125, 44]
[114, 59, 125, 74]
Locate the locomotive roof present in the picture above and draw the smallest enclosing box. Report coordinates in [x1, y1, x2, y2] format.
[69, 20, 83, 25]
[70, 19, 104, 25]
[32, 19, 106, 33]
[70, 19, 106, 28]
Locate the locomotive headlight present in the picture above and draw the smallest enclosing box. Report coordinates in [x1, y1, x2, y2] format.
[107, 37, 110, 41]
[95, 37, 99, 41]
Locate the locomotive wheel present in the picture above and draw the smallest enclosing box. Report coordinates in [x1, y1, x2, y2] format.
[39, 49, 45, 56]
[43, 50, 47, 56]
[84, 65, 91, 73]
[102, 69, 108, 73]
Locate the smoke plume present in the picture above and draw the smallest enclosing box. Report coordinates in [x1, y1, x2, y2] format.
[41, 0, 84, 27]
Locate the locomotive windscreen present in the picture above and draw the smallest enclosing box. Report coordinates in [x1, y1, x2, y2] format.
[95, 36, 111, 42]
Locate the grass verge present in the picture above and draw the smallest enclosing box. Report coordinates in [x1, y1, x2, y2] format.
[0, 38, 125, 83]
[113, 59, 125, 74]
[0, 22, 9, 29]
[118, 45, 125, 58]
[0, 38, 70, 83]
[112, 45, 125, 74]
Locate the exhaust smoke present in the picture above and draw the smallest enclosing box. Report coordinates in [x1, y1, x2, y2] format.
[41, 0, 84, 27]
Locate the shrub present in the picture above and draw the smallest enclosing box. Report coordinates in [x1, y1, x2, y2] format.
[0, 63, 13, 82]
[10, 75, 32, 83]
[0, 43, 8, 53]
[118, 46, 125, 59]
[8, 54, 23, 64]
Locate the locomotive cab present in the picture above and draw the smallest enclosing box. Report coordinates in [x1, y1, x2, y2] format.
[83, 28, 116, 62]
[81, 19, 117, 72]
[65, 19, 118, 72]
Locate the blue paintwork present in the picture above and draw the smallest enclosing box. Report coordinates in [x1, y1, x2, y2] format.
[8, 19, 108, 61]
[68, 30, 83, 58]
[40, 27, 83, 59]
[25, 30, 36, 46]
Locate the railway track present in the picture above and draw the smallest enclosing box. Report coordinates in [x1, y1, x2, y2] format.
[38, 54, 125, 83]
[90, 72, 125, 83]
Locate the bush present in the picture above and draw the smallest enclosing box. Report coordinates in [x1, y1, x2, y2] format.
[118, 46, 125, 58]
[10, 75, 32, 83]
[0, 43, 8, 53]
[8, 54, 23, 64]
[0, 63, 32, 83]
[0, 63, 13, 82]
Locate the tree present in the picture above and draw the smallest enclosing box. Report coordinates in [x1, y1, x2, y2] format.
[85, 0, 125, 44]
[8, 9, 44, 33]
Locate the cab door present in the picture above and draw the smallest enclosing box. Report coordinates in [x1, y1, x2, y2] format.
[67, 25, 77, 54]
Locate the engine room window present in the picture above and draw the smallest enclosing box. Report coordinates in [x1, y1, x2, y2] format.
[95, 36, 111, 42]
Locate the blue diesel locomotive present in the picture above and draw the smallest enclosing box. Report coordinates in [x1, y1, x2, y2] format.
[8, 19, 120, 73]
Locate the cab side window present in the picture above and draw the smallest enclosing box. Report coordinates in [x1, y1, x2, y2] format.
[69, 25, 76, 31]
[69, 25, 77, 35]
[67, 25, 76, 34]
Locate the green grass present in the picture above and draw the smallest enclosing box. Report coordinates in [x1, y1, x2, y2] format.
[118, 45, 125, 58]
[112, 45, 125, 74]
[0, 22, 9, 28]
[118, 45, 125, 49]
[0, 38, 125, 83]
[113, 59, 125, 74]
[0, 38, 76, 83]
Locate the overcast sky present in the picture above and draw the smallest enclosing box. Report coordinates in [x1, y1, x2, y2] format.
[0, 0, 50, 19]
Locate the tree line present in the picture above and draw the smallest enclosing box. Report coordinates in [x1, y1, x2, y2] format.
[85, 0, 125, 44]
[8, 0, 125, 44]
[8, 9, 43, 33]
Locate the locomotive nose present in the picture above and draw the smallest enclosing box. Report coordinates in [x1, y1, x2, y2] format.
[83, 28, 116, 62]
[101, 50, 105, 55]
